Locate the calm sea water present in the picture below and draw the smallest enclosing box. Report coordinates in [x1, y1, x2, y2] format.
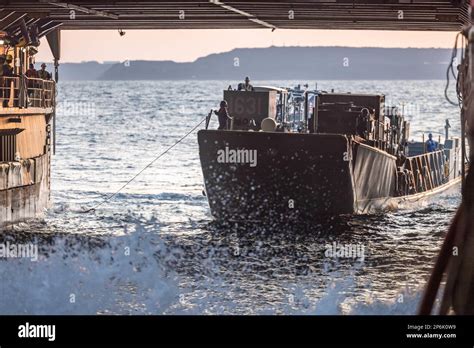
[0, 80, 462, 314]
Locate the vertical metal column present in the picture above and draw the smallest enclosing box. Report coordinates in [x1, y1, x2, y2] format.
[53, 58, 59, 155]
[47, 29, 61, 156]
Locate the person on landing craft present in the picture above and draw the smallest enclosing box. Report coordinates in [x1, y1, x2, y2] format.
[214, 100, 232, 130]
[238, 76, 254, 91]
[426, 133, 438, 152]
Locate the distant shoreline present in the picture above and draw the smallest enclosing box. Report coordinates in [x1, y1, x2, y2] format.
[41, 46, 454, 81]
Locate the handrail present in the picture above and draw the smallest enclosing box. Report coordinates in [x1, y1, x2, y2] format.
[401, 149, 447, 195]
[407, 148, 444, 160]
[0, 76, 55, 109]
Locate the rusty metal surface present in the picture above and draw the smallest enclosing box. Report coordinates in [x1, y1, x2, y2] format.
[0, 153, 50, 226]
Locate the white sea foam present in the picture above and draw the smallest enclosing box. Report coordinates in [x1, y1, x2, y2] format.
[0, 225, 178, 314]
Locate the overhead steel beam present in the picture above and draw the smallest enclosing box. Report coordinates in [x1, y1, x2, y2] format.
[0, 10, 15, 22]
[11, 17, 38, 38]
[39, 1, 119, 20]
[38, 20, 63, 37]
[209, 0, 276, 29]
[0, 11, 28, 31]
[0, 1, 469, 33]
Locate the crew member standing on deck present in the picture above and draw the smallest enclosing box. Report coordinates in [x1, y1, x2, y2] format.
[1, 55, 13, 107]
[26, 63, 38, 101]
[26, 63, 38, 78]
[38, 63, 51, 80]
[426, 133, 438, 152]
[214, 100, 232, 130]
[238, 76, 254, 91]
[3, 55, 14, 76]
[2, 55, 13, 77]
[0, 55, 5, 77]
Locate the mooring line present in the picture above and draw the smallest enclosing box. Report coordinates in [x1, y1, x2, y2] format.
[81, 117, 207, 213]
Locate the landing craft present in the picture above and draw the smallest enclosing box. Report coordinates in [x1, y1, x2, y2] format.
[198, 85, 464, 222]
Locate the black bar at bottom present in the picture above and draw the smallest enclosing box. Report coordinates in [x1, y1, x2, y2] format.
[0, 315, 473, 346]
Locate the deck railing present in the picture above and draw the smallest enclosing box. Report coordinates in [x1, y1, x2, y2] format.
[0, 76, 55, 109]
[396, 149, 447, 196]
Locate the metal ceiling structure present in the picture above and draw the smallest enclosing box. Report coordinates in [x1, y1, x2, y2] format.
[0, 0, 470, 39]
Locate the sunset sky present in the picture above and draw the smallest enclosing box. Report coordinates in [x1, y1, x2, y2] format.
[37, 29, 459, 63]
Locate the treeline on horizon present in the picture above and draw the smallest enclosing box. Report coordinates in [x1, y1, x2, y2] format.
[42, 46, 455, 81]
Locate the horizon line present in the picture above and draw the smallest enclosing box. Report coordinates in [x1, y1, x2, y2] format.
[37, 45, 456, 64]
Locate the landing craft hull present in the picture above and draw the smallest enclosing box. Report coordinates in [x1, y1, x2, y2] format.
[198, 130, 459, 222]
[198, 130, 357, 221]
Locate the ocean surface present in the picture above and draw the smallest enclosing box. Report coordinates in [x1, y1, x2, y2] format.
[0, 80, 462, 314]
